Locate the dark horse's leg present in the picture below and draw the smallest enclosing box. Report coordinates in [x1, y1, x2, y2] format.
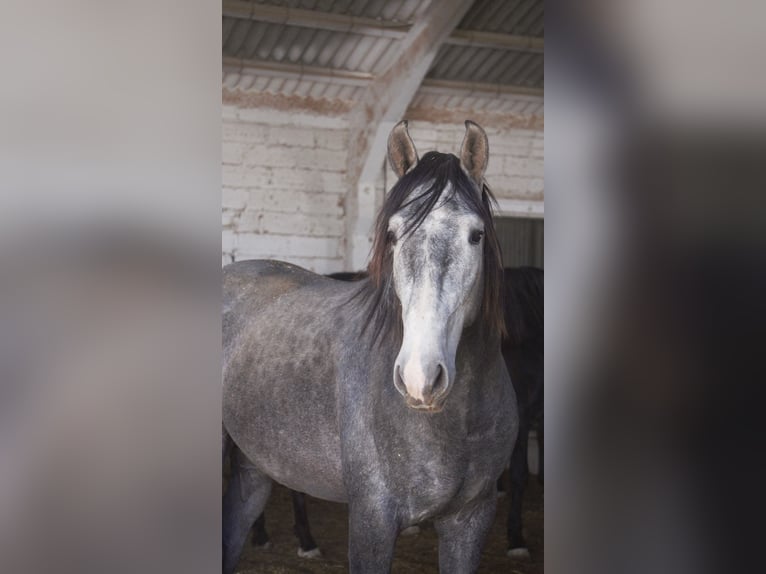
[223, 446, 273, 574]
[292, 491, 321, 557]
[251, 512, 270, 548]
[249, 491, 320, 556]
[507, 420, 530, 559]
[435, 494, 497, 573]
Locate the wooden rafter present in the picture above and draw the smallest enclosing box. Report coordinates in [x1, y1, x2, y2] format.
[222, 56, 544, 98]
[347, 0, 477, 184]
[342, 0, 477, 270]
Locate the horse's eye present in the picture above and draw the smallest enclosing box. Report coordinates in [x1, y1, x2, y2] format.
[469, 230, 484, 245]
[387, 231, 397, 246]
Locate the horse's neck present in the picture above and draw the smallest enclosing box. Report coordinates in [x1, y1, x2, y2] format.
[454, 328, 503, 400]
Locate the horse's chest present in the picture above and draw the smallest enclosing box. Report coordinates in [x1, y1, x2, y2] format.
[390, 447, 492, 524]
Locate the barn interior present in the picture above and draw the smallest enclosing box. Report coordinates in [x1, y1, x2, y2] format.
[223, 0, 544, 272]
[222, 1, 543, 572]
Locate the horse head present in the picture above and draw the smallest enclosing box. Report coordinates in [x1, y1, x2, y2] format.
[367, 120, 504, 412]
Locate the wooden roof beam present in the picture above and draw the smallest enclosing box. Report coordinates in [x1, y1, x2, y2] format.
[222, 56, 544, 98]
[343, 0, 476, 270]
[448, 29, 544, 53]
[222, 56, 373, 87]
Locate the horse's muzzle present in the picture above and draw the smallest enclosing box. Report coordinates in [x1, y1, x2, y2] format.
[394, 361, 450, 412]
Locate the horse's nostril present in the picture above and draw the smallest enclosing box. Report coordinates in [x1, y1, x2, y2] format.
[394, 364, 407, 396]
[431, 364, 447, 396]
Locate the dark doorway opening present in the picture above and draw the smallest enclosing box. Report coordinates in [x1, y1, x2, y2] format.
[494, 216, 544, 268]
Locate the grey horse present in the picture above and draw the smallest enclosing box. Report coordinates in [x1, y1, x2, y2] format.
[222, 120, 518, 573]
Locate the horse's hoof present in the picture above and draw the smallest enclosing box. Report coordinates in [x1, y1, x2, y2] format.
[507, 547, 531, 560]
[254, 541, 272, 551]
[401, 525, 421, 536]
[298, 547, 322, 559]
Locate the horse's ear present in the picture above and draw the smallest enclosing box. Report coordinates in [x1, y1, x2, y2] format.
[460, 120, 489, 185]
[387, 120, 418, 179]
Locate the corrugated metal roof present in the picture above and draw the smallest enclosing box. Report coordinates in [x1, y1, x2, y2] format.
[224, 21, 400, 74]
[458, 0, 543, 37]
[222, 0, 544, 115]
[251, 0, 424, 22]
[428, 45, 543, 88]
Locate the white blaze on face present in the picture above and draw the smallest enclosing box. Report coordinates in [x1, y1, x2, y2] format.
[399, 277, 442, 401]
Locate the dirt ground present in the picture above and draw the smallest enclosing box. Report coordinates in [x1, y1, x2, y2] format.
[234, 471, 543, 573]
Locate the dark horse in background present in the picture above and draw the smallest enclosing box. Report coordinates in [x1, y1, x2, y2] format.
[250, 267, 544, 560]
[223, 121, 517, 573]
[501, 266, 543, 558]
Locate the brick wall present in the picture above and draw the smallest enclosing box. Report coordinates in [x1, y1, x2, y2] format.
[222, 106, 543, 271]
[403, 122, 544, 201]
[222, 106, 350, 272]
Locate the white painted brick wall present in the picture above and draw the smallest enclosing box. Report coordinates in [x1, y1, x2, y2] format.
[222, 105, 543, 272]
[222, 104, 349, 274]
[405, 122, 544, 203]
